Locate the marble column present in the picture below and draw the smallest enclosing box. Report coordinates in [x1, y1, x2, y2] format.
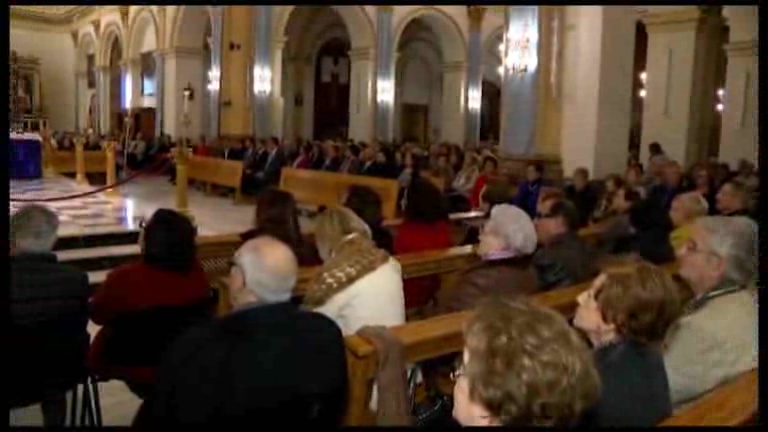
[375, 5, 395, 143]
[96, 65, 110, 134]
[164, 48, 206, 139]
[441, 62, 467, 145]
[75, 70, 85, 131]
[640, 6, 725, 167]
[719, 6, 757, 167]
[207, 5, 223, 139]
[499, 6, 539, 155]
[465, 6, 485, 146]
[271, 38, 285, 138]
[119, 60, 131, 113]
[348, 47, 375, 143]
[559, 6, 636, 178]
[251, 5, 273, 137]
[129, 57, 142, 110]
[154, 51, 165, 137]
[300, 57, 314, 139]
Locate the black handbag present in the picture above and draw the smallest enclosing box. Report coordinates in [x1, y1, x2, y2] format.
[408, 367, 457, 428]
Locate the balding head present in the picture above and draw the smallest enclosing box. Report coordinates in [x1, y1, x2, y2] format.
[669, 192, 708, 228]
[10, 205, 60, 254]
[229, 236, 298, 307]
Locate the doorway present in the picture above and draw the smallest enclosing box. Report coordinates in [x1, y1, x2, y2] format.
[401, 103, 429, 145]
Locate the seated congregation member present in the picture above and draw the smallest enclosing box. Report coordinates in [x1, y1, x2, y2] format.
[460, 179, 512, 245]
[453, 298, 600, 427]
[395, 177, 454, 310]
[303, 206, 405, 335]
[470, 156, 499, 209]
[292, 142, 313, 169]
[397, 151, 418, 188]
[135, 237, 347, 427]
[715, 178, 753, 219]
[620, 198, 675, 265]
[10, 206, 92, 426]
[359, 144, 384, 176]
[573, 263, 685, 426]
[344, 185, 394, 253]
[648, 161, 692, 210]
[430, 153, 456, 192]
[437, 205, 537, 315]
[565, 167, 598, 228]
[449, 153, 480, 212]
[591, 174, 625, 223]
[690, 165, 717, 214]
[593, 186, 642, 254]
[339, 144, 362, 174]
[90, 209, 213, 398]
[533, 198, 598, 291]
[240, 188, 321, 266]
[669, 192, 709, 252]
[664, 216, 758, 406]
[625, 163, 648, 199]
[321, 141, 343, 172]
[513, 162, 546, 218]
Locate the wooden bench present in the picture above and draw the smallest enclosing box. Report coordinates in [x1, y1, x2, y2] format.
[51, 150, 107, 173]
[187, 155, 244, 202]
[280, 168, 400, 220]
[341, 262, 680, 425]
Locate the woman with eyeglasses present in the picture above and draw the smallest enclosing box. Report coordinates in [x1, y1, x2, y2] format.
[690, 166, 717, 215]
[452, 297, 600, 427]
[89, 208, 213, 399]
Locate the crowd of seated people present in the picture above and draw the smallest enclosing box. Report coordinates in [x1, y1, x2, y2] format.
[9, 136, 759, 427]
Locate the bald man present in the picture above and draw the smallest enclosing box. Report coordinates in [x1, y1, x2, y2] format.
[669, 192, 710, 252]
[136, 237, 347, 427]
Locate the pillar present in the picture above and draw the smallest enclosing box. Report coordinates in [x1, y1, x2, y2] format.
[441, 62, 467, 145]
[128, 57, 142, 110]
[120, 60, 132, 113]
[207, 5, 223, 139]
[465, 6, 485, 146]
[75, 70, 85, 131]
[96, 66, 110, 134]
[74, 137, 87, 184]
[640, 6, 725, 167]
[499, 6, 539, 155]
[271, 38, 285, 138]
[164, 48, 206, 139]
[300, 57, 314, 139]
[154, 51, 166, 137]
[719, 6, 757, 167]
[559, 6, 636, 178]
[251, 5, 273, 137]
[375, 5, 395, 142]
[348, 47, 375, 143]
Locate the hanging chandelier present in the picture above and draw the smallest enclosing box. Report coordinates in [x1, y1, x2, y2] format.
[498, 21, 537, 76]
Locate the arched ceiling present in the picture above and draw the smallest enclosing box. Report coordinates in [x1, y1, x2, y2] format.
[10, 6, 96, 24]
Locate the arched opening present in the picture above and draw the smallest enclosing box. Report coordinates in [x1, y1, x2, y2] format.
[282, 6, 353, 141]
[108, 37, 124, 135]
[128, 10, 159, 139]
[395, 18, 442, 145]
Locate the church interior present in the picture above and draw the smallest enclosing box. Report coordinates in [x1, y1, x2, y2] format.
[9, 5, 758, 427]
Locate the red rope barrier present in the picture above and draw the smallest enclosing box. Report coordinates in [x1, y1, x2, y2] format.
[10, 156, 172, 202]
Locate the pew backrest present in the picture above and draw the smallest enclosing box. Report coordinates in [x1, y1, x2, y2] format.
[188, 155, 244, 197]
[51, 150, 106, 173]
[280, 168, 400, 219]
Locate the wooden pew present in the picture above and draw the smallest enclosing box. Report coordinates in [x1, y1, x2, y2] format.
[279, 168, 400, 219]
[50, 150, 106, 173]
[341, 262, 680, 425]
[187, 155, 244, 202]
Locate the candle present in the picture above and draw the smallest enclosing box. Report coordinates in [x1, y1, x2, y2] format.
[183, 96, 189, 115]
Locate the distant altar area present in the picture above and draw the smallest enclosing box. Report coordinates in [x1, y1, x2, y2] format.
[10, 50, 48, 132]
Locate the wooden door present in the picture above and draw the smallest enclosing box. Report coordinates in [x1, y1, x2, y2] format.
[401, 103, 428, 145]
[313, 38, 351, 141]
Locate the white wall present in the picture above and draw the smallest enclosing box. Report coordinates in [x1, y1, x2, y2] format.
[10, 26, 76, 131]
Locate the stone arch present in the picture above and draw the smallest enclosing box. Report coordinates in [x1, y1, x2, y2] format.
[98, 21, 125, 66]
[127, 7, 159, 58]
[481, 25, 504, 85]
[171, 5, 212, 49]
[275, 5, 374, 50]
[393, 7, 467, 65]
[77, 31, 98, 71]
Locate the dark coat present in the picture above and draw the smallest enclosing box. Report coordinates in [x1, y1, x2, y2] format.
[435, 256, 538, 315]
[583, 340, 672, 427]
[648, 181, 692, 210]
[513, 179, 543, 218]
[135, 302, 348, 427]
[532, 232, 598, 291]
[565, 184, 598, 228]
[9, 253, 92, 407]
[260, 149, 286, 186]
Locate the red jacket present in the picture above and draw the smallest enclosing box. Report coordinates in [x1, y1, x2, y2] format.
[394, 220, 454, 310]
[470, 175, 489, 209]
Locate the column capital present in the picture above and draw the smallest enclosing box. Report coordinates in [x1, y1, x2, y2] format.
[377, 5, 393, 13]
[639, 7, 708, 32]
[349, 47, 373, 62]
[468, 6, 486, 31]
[442, 62, 466, 73]
[724, 39, 757, 58]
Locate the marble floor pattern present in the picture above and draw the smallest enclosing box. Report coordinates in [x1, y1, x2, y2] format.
[10, 175, 315, 426]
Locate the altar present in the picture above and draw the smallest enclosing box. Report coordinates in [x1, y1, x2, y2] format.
[10, 132, 43, 179]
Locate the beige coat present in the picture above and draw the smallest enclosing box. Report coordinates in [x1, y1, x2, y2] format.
[663, 289, 758, 407]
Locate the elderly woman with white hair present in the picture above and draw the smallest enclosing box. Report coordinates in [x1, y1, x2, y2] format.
[663, 216, 758, 407]
[436, 204, 539, 315]
[303, 206, 405, 336]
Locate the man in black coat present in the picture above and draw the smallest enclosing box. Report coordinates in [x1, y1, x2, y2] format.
[135, 236, 348, 427]
[10, 205, 92, 426]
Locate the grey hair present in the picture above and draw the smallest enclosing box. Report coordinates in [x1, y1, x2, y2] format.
[697, 216, 758, 287]
[484, 204, 538, 256]
[234, 237, 298, 304]
[10, 205, 60, 253]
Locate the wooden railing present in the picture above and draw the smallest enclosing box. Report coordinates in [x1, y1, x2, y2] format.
[187, 155, 245, 202]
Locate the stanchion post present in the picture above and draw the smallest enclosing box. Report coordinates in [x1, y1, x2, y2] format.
[105, 140, 119, 197]
[74, 137, 87, 184]
[176, 84, 194, 222]
[41, 128, 57, 178]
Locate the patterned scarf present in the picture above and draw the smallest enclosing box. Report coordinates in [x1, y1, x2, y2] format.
[302, 233, 390, 308]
